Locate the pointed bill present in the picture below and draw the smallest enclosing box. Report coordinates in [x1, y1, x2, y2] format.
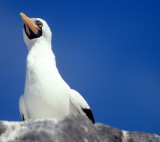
[20, 13, 40, 35]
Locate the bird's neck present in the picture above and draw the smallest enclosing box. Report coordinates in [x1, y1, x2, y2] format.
[27, 40, 56, 66]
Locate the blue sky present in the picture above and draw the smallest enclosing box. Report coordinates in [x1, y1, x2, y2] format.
[0, 0, 160, 134]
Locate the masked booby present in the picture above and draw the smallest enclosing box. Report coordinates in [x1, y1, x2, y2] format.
[19, 13, 95, 123]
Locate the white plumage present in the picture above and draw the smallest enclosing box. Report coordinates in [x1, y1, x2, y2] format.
[19, 13, 94, 123]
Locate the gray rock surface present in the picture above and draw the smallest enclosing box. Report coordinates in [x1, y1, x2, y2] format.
[0, 115, 159, 142]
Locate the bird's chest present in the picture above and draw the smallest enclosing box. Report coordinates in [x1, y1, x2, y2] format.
[24, 63, 70, 119]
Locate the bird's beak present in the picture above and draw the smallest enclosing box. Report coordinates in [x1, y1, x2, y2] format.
[20, 13, 39, 36]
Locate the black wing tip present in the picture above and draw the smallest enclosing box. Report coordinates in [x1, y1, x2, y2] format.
[22, 114, 25, 121]
[82, 108, 95, 123]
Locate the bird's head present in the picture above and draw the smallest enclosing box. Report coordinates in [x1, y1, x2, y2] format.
[20, 13, 52, 49]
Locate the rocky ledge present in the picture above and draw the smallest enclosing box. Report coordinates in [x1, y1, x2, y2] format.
[0, 115, 159, 142]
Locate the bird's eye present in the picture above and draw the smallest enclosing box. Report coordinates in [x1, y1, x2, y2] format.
[39, 23, 42, 28]
[35, 20, 43, 29]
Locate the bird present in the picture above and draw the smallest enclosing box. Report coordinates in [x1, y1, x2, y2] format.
[19, 13, 95, 123]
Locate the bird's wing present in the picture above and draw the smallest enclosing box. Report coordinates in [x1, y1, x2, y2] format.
[69, 89, 95, 123]
[19, 95, 29, 121]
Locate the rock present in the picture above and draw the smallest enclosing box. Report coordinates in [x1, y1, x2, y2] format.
[0, 115, 159, 142]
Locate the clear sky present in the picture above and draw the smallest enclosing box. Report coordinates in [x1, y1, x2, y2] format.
[0, 0, 160, 135]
